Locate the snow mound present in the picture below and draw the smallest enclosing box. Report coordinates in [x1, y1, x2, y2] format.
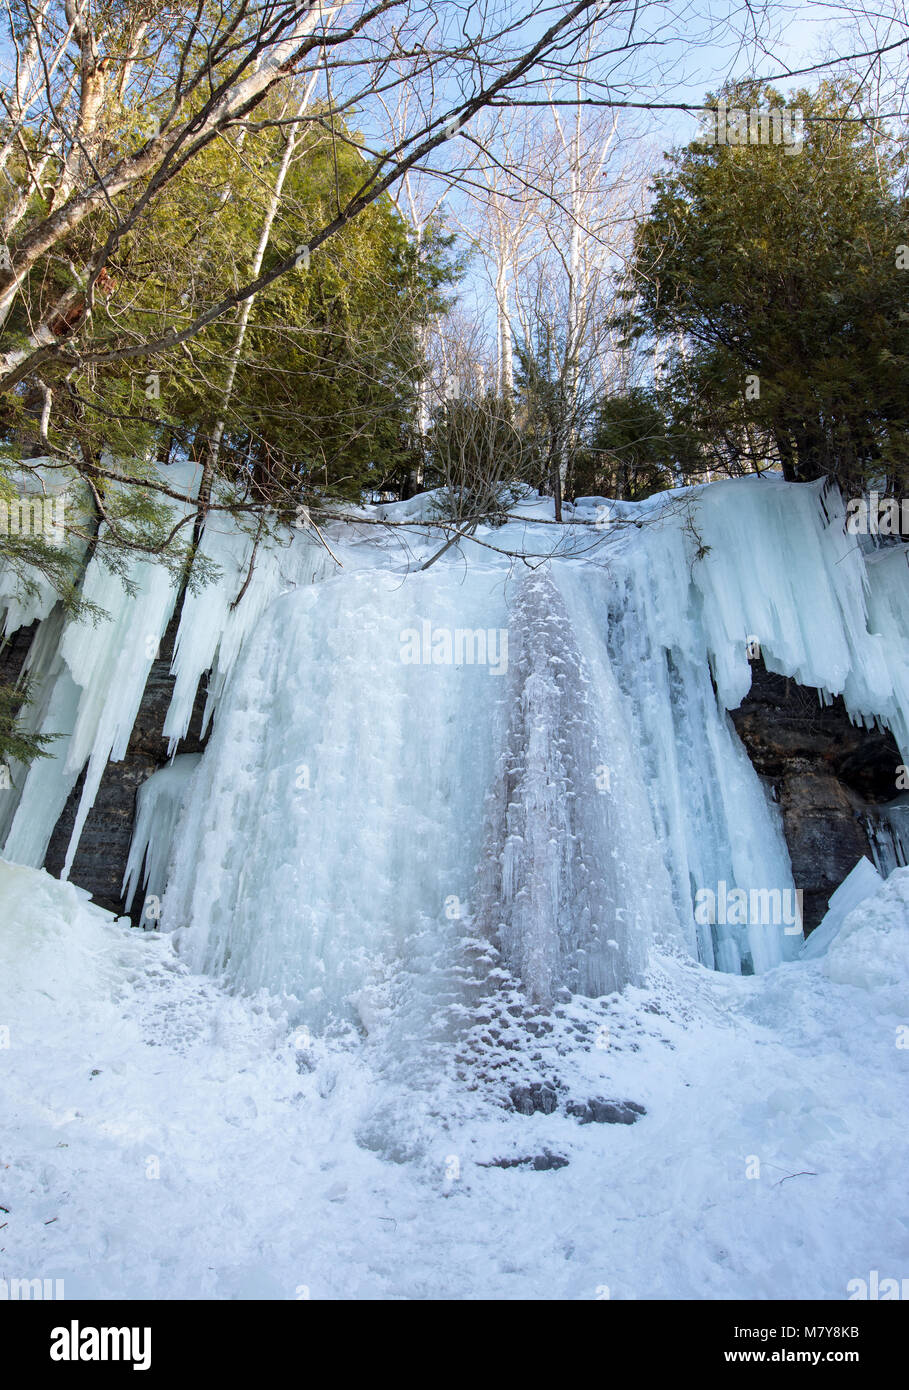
[2, 857, 909, 1299]
[823, 866, 909, 1004]
[0, 859, 130, 1021]
[0, 858, 187, 1075]
[801, 857, 883, 960]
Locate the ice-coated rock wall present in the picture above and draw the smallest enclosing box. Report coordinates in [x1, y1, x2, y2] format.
[3, 473, 908, 1023]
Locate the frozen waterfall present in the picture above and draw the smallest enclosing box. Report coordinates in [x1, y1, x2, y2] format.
[4, 473, 909, 1029]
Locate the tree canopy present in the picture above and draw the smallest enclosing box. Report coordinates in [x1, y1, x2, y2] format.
[620, 79, 909, 491]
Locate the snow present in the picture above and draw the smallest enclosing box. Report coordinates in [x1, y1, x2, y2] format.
[823, 866, 909, 1004]
[1, 857, 907, 1299]
[801, 857, 883, 961]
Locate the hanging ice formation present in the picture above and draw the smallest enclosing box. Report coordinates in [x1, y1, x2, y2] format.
[473, 570, 662, 1002]
[0, 463, 334, 875]
[3, 472, 909, 1022]
[122, 753, 202, 912]
[0, 465, 199, 872]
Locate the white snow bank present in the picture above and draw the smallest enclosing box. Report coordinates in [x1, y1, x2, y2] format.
[801, 857, 884, 960]
[822, 866, 909, 1005]
[0, 859, 129, 1015]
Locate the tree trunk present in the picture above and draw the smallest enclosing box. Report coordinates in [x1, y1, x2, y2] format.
[195, 69, 321, 534]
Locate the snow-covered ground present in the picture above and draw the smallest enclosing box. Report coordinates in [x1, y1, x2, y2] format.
[2, 858, 907, 1301]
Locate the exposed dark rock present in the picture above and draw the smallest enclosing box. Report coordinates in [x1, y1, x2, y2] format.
[730, 659, 903, 932]
[567, 1098, 646, 1125]
[775, 773, 873, 932]
[45, 760, 160, 913]
[509, 1082, 559, 1115]
[0, 620, 39, 692]
[481, 1151, 569, 1171]
[531, 1150, 569, 1170]
[43, 606, 209, 915]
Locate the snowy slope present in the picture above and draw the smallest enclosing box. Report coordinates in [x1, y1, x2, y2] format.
[1, 859, 907, 1300]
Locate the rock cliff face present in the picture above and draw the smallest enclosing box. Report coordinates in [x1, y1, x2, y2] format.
[729, 659, 903, 932]
[42, 610, 209, 915]
[0, 621, 39, 691]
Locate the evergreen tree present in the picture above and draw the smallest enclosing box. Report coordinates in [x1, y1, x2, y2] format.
[621, 80, 909, 490]
[578, 388, 680, 500]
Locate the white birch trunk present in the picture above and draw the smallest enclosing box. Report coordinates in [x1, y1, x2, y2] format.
[199, 65, 322, 508]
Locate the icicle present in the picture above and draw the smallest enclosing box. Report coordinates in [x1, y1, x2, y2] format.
[122, 754, 202, 911]
[0, 474, 79, 637]
[2, 464, 197, 870]
[5, 469, 909, 1005]
[163, 517, 335, 751]
[162, 567, 508, 1027]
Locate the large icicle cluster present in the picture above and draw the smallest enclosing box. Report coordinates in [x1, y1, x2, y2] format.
[609, 477, 909, 762]
[0, 477, 75, 638]
[565, 513, 802, 975]
[163, 516, 337, 751]
[157, 563, 514, 1161]
[1, 473, 196, 870]
[0, 464, 329, 873]
[56, 547, 188, 877]
[161, 565, 509, 1029]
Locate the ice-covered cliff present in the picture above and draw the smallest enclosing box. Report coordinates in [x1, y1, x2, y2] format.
[3, 473, 908, 1026]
